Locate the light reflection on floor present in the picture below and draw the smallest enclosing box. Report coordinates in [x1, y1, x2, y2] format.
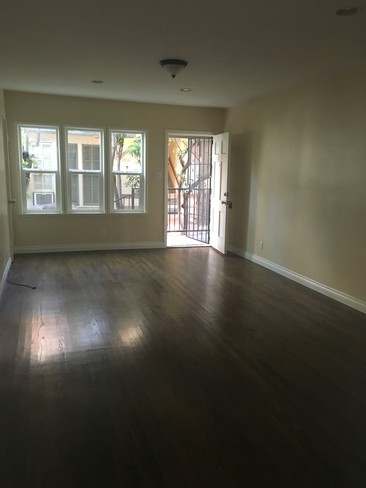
[119, 326, 144, 347]
[29, 311, 146, 365]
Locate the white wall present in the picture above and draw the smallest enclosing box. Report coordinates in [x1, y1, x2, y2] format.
[225, 66, 366, 305]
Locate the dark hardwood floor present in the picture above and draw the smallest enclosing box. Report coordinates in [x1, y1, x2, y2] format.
[0, 248, 365, 488]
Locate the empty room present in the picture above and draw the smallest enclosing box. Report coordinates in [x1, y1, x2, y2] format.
[0, 1, 365, 487]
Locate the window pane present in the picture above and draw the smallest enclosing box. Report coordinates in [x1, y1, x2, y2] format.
[21, 127, 58, 171]
[71, 174, 101, 210]
[66, 129, 101, 170]
[25, 172, 57, 211]
[111, 131, 145, 213]
[111, 132, 142, 173]
[82, 145, 100, 170]
[68, 143, 78, 169]
[71, 174, 80, 206]
[113, 175, 141, 210]
[83, 174, 99, 205]
[33, 173, 53, 191]
[66, 129, 103, 213]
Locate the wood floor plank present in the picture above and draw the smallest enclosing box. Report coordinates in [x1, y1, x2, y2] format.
[0, 248, 365, 487]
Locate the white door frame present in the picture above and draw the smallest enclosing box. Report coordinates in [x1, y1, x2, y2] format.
[164, 130, 214, 247]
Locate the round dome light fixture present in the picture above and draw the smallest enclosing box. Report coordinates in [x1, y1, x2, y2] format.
[160, 59, 188, 79]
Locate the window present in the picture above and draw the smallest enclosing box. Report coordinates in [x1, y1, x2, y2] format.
[111, 131, 145, 212]
[19, 126, 60, 213]
[66, 129, 104, 212]
[18, 126, 146, 214]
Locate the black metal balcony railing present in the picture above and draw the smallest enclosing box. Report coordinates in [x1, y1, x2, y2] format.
[114, 188, 139, 210]
[167, 187, 210, 244]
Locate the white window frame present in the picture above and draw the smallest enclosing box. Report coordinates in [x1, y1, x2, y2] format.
[109, 130, 146, 213]
[18, 124, 62, 214]
[65, 127, 105, 214]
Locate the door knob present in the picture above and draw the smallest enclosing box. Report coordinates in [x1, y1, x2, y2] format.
[8, 199, 16, 204]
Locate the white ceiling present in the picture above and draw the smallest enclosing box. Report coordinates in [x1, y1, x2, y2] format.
[0, 0, 365, 108]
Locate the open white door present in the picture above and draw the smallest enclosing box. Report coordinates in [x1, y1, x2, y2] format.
[210, 132, 230, 254]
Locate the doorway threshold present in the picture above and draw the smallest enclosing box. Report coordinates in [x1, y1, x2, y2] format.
[167, 233, 209, 248]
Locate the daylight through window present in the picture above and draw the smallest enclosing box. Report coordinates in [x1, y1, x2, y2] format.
[18, 125, 146, 214]
[19, 126, 60, 212]
[111, 131, 145, 212]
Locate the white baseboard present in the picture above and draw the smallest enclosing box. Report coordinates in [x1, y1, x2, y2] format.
[228, 245, 366, 314]
[0, 257, 12, 297]
[14, 241, 165, 254]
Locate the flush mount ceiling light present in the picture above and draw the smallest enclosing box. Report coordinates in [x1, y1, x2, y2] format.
[160, 59, 188, 79]
[335, 7, 360, 15]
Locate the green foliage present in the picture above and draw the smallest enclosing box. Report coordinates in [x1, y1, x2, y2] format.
[113, 134, 141, 165]
[178, 144, 188, 163]
[125, 139, 141, 162]
[124, 137, 142, 188]
[22, 151, 39, 170]
[115, 133, 127, 147]
[178, 171, 187, 187]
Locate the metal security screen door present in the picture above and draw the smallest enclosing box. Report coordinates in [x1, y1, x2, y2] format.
[185, 138, 212, 243]
[167, 136, 212, 245]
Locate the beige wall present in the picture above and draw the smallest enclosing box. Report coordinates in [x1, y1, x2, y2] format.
[225, 66, 366, 302]
[5, 70, 366, 303]
[5, 91, 224, 249]
[0, 90, 12, 288]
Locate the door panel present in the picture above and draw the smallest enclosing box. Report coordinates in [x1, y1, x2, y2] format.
[210, 132, 230, 254]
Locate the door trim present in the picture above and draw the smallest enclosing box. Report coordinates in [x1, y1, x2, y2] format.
[165, 130, 214, 248]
